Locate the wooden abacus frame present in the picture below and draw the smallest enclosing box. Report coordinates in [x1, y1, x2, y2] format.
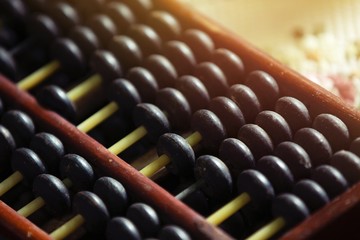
[1, 0, 360, 239]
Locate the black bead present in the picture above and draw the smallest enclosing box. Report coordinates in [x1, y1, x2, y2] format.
[103, 2, 136, 32]
[208, 97, 245, 137]
[1, 110, 35, 147]
[237, 124, 273, 161]
[330, 150, 360, 186]
[47, 2, 80, 33]
[350, 137, 360, 157]
[73, 191, 110, 232]
[90, 50, 122, 83]
[311, 165, 348, 199]
[0, 98, 3, 116]
[127, 24, 162, 56]
[127, 67, 158, 103]
[108, 36, 142, 72]
[29, 132, 64, 173]
[94, 177, 128, 216]
[274, 141, 312, 180]
[257, 155, 294, 194]
[255, 110, 292, 146]
[0, 125, 15, 166]
[294, 128, 332, 167]
[194, 155, 232, 200]
[144, 54, 177, 88]
[313, 113, 349, 152]
[229, 84, 261, 123]
[36, 85, 76, 121]
[219, 138, 255, 176]
[191, 109, 226, 152]
[193, 62, 228, 97]
[147, 11, 181, 41]
[73, 0, 105, 19]
[126, 203, 160, 238]
[33, 174, 71, 216]
[237, 170, 275, 210]
[159, 225, 191, 240]
[212, 48, 244, 85]
[155, 88, 191, 130]
[28, 14, 61, 45]
[293, 179, 329, 213]
[132, 103, 170, 143]
[275, 96, 311, 133]
[87, 14, 117, 46]
[69, 26, 101, 59]
[182, 29, 214, 62]
[163, 41, 196, 76]
[272, 193, 309, 229]
[0, 46, 16, 79]
[106, 217, 141, 240]
[0, 0, 27, 24]
[108, 79, 141, 113]
[157, 133, 195, 176]
[121, 0, 153, 20]
[245, 71, 279, 110]
[11, 148, 46, 182]
[59, 154, 94, 191]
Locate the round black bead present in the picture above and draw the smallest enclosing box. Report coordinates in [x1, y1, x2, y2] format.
[163, 41, 196, 76]
[272, 193, 309, 229]
[182, 29, 214, 62]
[11, 148, 46, 182]
[311, 165, 348, 199]
[147, 11, 181, 41]
[144, 54, 177, 88]
[193, 62, 228, 97]
[90, 50, 123, 83]
[87, 14, 117, 45]
[33, 174, 71, 216]
[275, 96, 311, 133]
[48, 2, 80, 33]
[121, 0, 153, 20]
[237, 169, 275, 210]
[274, 141, 312, 180]
[94, 177, 128, 216]
[29, 132, 64, 173]
[255, 110, 292, 146]
[0, 0, 27, 24]
[127, 67, 158, 103]
[36, 85, 76, 121]
[331, 150, 360, 186]
[191, 109, 226, 152]
[257, 155, 294, 194]
[219, 138, 255, 176]
[194, 155, 232, 200]
[28, 13, 61, 44]
[0, 125, 15, 165]
[175, 75, 210, 112]
[73, 0, 105, 19]
[229, 84, 261, 123]
[1, 110, 35, 147]
[106, 217, 141, 240]
[108, 79, 141, 113]
[127, 24, 162, 56]
[208, 97, 245, 137]
[313, 113, 349, 152]
[157, 133, 195, 176]
[237, 124, 274, 161]
[0, 47, 16, 79]
[350, 137, 360, 157]
[294, 128, 332, 167]
[159, 225, 191, 240]
[245, 71, 279, 110]
[69, 26, 101, 59]
[132, 103, 170, 143]
[212, 48, 244, 85]
[73, 191, 110, 232]
[108, 36, 142, 72]
[126, 203, 160, 238]
[155, 88, 191, 130]
[59, 154, 94, 191]
[103, 2, 136, 32]
[293, 179, 329, 213]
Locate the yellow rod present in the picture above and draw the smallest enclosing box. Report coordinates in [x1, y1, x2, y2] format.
[67, 74, 102, 102]
[50, 214, 85, 240]
[207, 193, 251, 226]
[77, 102, 119, 133]
[17, 60, 60, 91]
[246, 217, 286, 240]
[62, 178, 72, 188]
[17, 196, 45, 217]
[0, 171, 23, 196]
[186, 131, 202, 147]
[108, 126, 147, 156]
[140, 154, 170, 177]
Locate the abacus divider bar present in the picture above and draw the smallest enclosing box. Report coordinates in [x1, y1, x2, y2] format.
[17, 60, 60, 91]
[247, 217, 286, 240]
[176, 178, 205, 200]
[0, 171, 23, 196]
[206, 192, 251, 226]
[50, 214, 85, 240]
[67, 74, 102, 102]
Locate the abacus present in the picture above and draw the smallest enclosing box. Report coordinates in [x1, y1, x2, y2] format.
[0, 0, 360, 239]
